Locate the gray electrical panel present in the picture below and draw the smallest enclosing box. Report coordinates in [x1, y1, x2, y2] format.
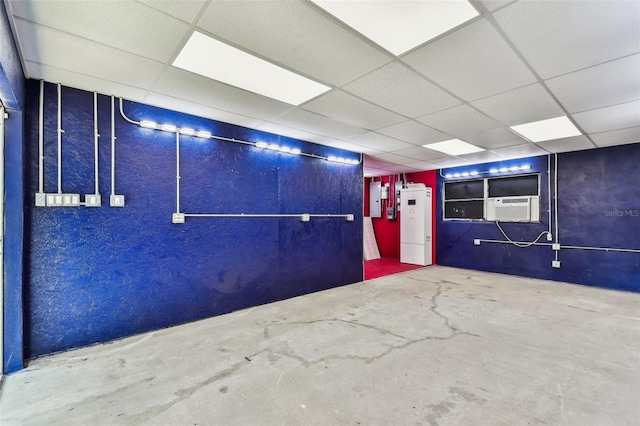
[369, 181, 382, 218]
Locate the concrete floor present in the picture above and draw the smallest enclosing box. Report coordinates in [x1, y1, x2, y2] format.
[1, 266, 639, 426]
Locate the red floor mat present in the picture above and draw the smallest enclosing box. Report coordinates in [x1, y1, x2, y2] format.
[364, 258, 425, 280]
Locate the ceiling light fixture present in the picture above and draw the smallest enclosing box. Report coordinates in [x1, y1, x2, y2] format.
[311, 0, 478, 56]
[510, 116, 582, 142]
[423, 139, 485, 156]
[173, 31, 331, 105]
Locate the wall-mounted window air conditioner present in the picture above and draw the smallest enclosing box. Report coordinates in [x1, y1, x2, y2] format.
[486, 196, 540, 222]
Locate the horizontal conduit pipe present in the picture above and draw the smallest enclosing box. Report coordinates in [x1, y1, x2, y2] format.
[184, 214, 353, 218]
[475, 239, 640, 254]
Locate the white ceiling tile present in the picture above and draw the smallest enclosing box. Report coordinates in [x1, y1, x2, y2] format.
[196, 1, 391, 87]
[478, 1, 515, 13]
[325, 140, 382, 155]
[25, 62, 149, 103]
[390, 146, 447, 162]
[346, 132, 414, 152]
[546, 55, 640, 114]
[471, 83, 565, 126]
[572, 101, 640, 134]
[143, 92, 266, 130]
[376, 120, 451, 146]
[494, 0, 640, 79]
[153, 67, 293, 121]
[272, 108, 366, 140]
[430, 157, 477, 169]
[590, 128, 640, 148]
[417, 104, 501, 136]
[370, 152, 417, 165]
[405, 161, 439, 171]
[137, 0, 206, 24]
[301, 90, 405, 130]
[364, 157, 395, 169]
[402, 19, 536, 101]
[364, 168, 391, 178]
[464, 128, 529, 149]
[455, 151, 506, 164]
[342, 62, 461, 118]
[491, 143, 549, 160]
[311, 0, 478, 56]
[254, 122, 327, 145]
[535, 135, 595, 153]
[15, 20, 166, 90]
[10, 1, 189, 63]
[385, 165, 422, 173]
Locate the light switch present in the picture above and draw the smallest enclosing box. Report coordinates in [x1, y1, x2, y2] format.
[110, 194, 125, 207]
[85, 194, 101, 207]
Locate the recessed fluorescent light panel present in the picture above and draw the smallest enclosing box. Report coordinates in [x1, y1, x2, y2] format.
[423, 139, 484, 156]
[173, 31, 331, 105]
[510, 116, 582, 142]
[311, 0, 478, 55]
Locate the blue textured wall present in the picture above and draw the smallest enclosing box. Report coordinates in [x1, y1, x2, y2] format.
[1, 0, 26, 373]
[24, 80, 363, 358]
[437, 144, 640, 292]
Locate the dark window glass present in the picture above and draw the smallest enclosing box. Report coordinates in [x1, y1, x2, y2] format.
[444, 200, 484, 219]
[488, 175, 538, 197]
[444, 180, 484, 200]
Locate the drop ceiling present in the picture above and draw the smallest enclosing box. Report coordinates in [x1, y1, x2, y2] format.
[5, 0, 640, 177]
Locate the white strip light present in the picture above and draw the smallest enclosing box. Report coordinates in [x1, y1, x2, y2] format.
[444, 164, 531, 179]
[173, 31, 331, 106]
[124, 103, 356, 165]
[510, 116, 581, 142]
[254, 141, 303, 156]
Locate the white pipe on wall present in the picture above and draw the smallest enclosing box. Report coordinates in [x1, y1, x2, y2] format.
[38, 80, 44, 194]
[56, 83, 62, 194]
[176, 132, 180, 214]
[93, 92, 99, 195]
[476, 239, 640, 254]
[110, 96, 116, 196]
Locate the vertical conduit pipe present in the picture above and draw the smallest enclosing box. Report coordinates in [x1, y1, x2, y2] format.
[110, 96, 116, 196]
[547, 154, 552, 237]
[93, 92, 99, 195]
[176, 132, 180, 213]
[38, 80, 44, 193]
[554, 153, 560, 262]
[57, 83, 62, 194]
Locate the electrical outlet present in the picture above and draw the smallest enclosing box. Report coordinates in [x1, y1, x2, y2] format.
[552, 260, 561, 268]
[346, 214, 354, 222]
[474, 239, 481, 246]
[46, 194, 63, 207]
[301, 214, 310, 222]
[552, 243, 561, 251]
[35, 193, 46, 207]
[67, 194, 81, 206]
[85, 194, 101, 207]
[110, 194, 125, 207]
[172, 213, 185, 224]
